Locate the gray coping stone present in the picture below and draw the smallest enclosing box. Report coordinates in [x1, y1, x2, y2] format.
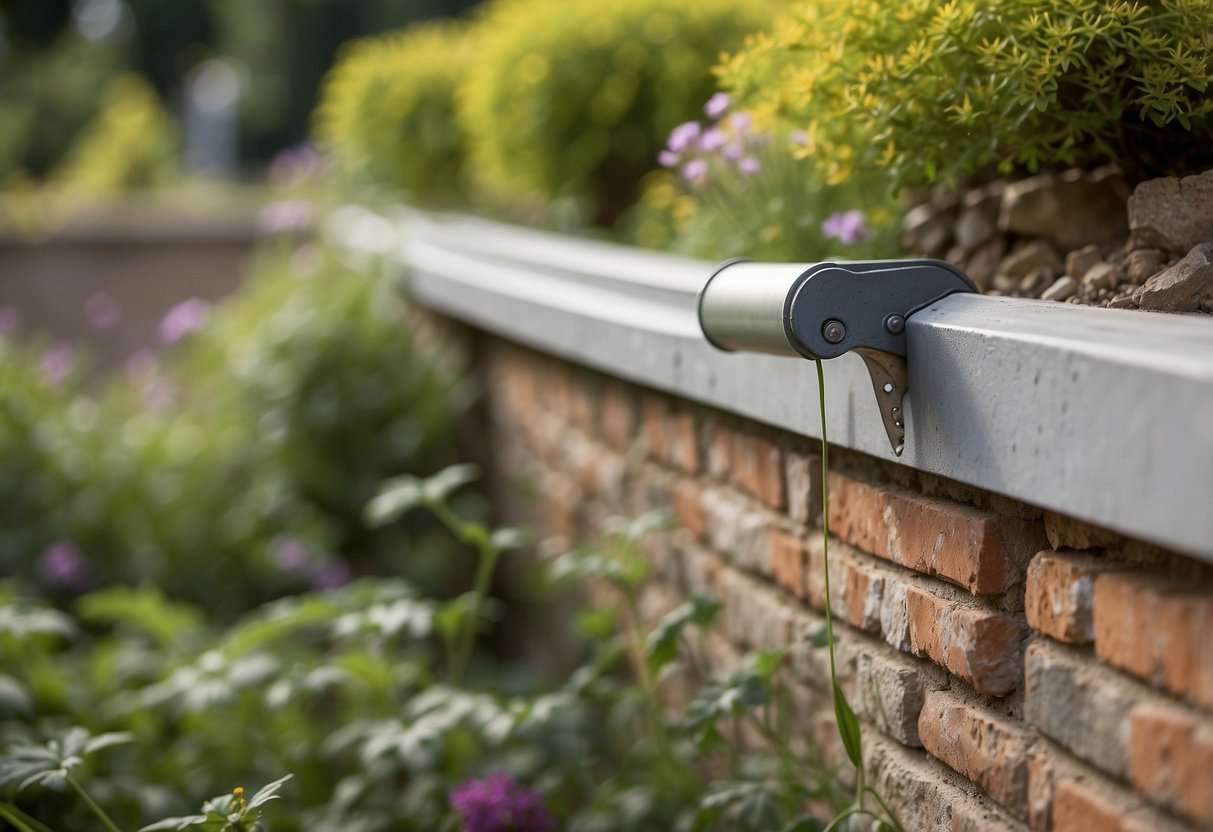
[350, 209, 1213, 562]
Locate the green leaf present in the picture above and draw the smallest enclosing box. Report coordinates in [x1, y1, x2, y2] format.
[0, 674, 32, 717]
[644, 593, 721, 678]
[433, 593, 477, 642]
[804, 626, 837, 648]
[420, 464, 479, 503]
[364, 475, 423, 526]
[247, 773, 293, 808]
[833, 683, 863, 769]
[489, 526, 529, 551]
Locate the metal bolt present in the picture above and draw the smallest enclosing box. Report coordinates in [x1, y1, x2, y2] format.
[822, 319, 846, 344]
[884, 314, 906, 335]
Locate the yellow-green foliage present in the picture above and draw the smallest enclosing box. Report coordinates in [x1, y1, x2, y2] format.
[56, 74, 179, 193]
[314, 21, 472, 201]
[458, 0, 776, 226]
[720, 0, 1213, 185]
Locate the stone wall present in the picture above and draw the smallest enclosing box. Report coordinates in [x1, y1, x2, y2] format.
[464, 331, 1213, 832]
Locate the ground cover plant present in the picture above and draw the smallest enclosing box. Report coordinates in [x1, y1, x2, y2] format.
[1, 466, 897, 831]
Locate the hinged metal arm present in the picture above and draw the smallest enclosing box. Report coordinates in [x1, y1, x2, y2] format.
[697, 259, 977, 455]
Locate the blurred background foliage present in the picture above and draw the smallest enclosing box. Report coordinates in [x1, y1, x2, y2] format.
[0, 243, 466, 615]
[0, 0, 478, 182]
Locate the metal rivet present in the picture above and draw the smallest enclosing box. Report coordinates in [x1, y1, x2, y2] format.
[822, 319, 846, 344]
[884, 314, 906, 335]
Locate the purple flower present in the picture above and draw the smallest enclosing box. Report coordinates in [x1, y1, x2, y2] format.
[789, 129, 809, 146]
[699, 128, 727, 152]
[666, 121, 701, 152]
[451, 772, 556, 832]
[657, 149, 679, 168]
[0, 306, 19, 334]
[728, 111, 752, 132]
[738, 157, 761, 175]
[274, 537, 310, 572]
[158, 298, 211, 345]
[268, 144, 326, 187]
[256, 199, 314, 236]
[85, 292, 121, 330]
[126, 348, 159, 381]
[310, 560, 351, 589]
[38, 541, 91, 590]
[704, 92, 730, 118]
[40, 344, 74, 387]
[721, 142, 744, 161]
[681, 158, 709, 185]
[821, 210, 869, 245]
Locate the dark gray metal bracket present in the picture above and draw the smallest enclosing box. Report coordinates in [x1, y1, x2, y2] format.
[698, 259, 977, 455]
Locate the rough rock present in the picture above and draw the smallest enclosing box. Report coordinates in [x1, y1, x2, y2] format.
[1000, 167, 1129, 249]
[1123, 248, 1166, 284]
[1065, 244, 1103, 280]
[900, 203, 955, 258]
[963, 238, 1006, 291]
[1041, 276, 1079, 302]
[1133, 241, 1213, 313]
[1001, 240, 1063, 278]
[1083, 262, 1121, 291]
[1020, 267, 1052, 296]
[955, 185, 1002, 252]
[1127, 169, 1213, 253]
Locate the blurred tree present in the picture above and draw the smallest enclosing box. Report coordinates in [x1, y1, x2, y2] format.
[0, 0, 479, 177]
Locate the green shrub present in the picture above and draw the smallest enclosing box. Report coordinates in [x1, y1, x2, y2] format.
[0, 242, 462, 613]
[54, 74, 179, 194]
[314, 21, 473, 201]
[458, 0, 777, 227]
[719, 0, 1213, 186]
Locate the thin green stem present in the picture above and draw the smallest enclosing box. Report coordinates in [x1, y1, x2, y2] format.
[816, 359, 865, 810]
[65, 776, 122, 832]
[0, 803, 59, 832]
[427, 500, 503, 686]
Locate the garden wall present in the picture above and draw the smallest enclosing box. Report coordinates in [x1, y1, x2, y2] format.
[383, 211, 1213, 832]
[0, 207, 255, 368]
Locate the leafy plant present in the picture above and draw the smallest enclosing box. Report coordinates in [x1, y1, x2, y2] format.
[626, 93, 898, 262]
[140, 775, 292, 832]
[719, 0, 1213, 185]
[457, 0, 777, 227]
[314, 21, 474, 202]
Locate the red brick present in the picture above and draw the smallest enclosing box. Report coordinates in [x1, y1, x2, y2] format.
[666, 411, 699, 474]
[1128, 702, 1213, 824]
[828, 472, 1046, 596]
[732, 432, 786, 510]
[918, 689, 1030, 816]
[906, 586, 1025, 696]
[673, 480, 707, 541]
[785, 448, 823, 526]
[857, 648, 945, 747]
[838, 557, 884, 633]
[1025, 550, 1118, 643]
[1051, 778, 1185, 832]
[566, 375, 597, 434]
[1044, 511, 1121, 551]
[769, 528, 807, 598]
[1093, 572, 1213, 709]
[600, 383, 635, 451]
[706, 420, 733, 480]
[641, 395, 666, 461]
[865, 734, 1013, 832]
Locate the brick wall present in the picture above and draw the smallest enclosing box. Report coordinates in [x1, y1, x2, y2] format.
[473, 332, 1213, 832]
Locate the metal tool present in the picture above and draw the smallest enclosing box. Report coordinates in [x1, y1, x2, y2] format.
[697, 258, 977, 456]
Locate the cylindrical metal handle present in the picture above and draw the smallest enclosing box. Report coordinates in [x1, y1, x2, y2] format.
[697, 260, 812, 357]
